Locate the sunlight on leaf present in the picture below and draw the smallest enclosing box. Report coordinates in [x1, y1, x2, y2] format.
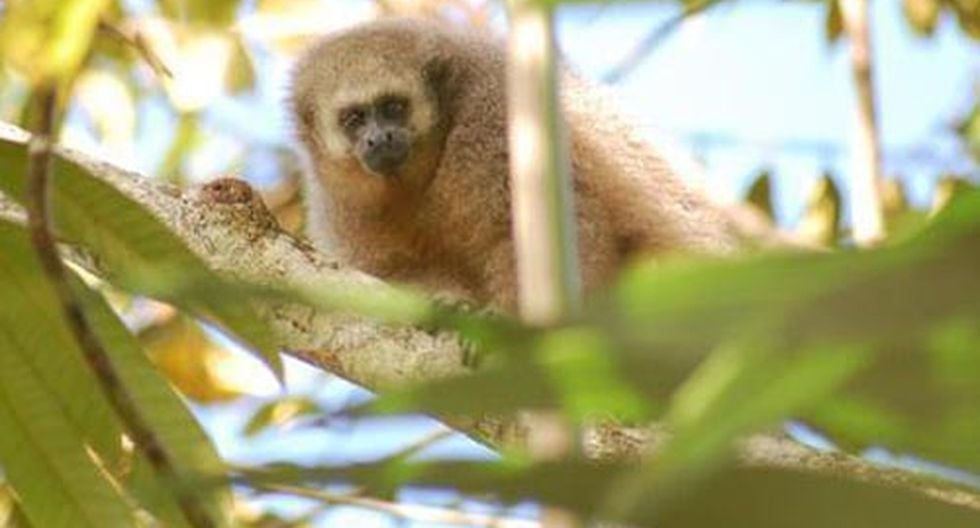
[142, 316, 247, 403]
[0, 0, 109, 85]
[243, 397, 325, 437]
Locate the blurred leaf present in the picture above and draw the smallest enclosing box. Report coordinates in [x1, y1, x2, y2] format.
[879, 177, 929, 244]
[243, 397, 325, 437]
[652, 343, 870, 482]
[162, 31, 238, 111]
[538, 326, 650, 422]
[880, 178, 909, 221]
[136, 20, 242, 111]
[0, 484, 35, 528]
[240, 0, 331, 54]
[142, 317, 246, 403]
[615, 190, 980, 470]
[796, 173, 841, 247]
[93, 19, 173, 80]
[645, 466, 980, 527]
[74, 69, 136, 146]
[902, 0, 943, 35]
[158, 0, 241, 27]
[956, 102, 980, 159]
[825, 0, 844, 42]
[931, 177, 976, 214]
[225, 36, 256, 94]
[0, 220, 233, 526]
[745, 169, 774, 219]
[241, 459, 622, 517]
[0, 0, 109, 85]
[947, 0, 980, 38]
[159, 112, 201, 182]
[243, 460, 980, 527]
[0, 131, 284, 380]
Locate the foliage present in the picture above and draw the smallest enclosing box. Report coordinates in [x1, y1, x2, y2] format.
[0, 0, 978, 527]
[0, 122, 977, 525]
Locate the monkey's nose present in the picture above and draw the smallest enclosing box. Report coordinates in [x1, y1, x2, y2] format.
[366, 130, 396, 148]
[362, 128, 409, 175]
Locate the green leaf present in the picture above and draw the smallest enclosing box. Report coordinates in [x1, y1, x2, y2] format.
[243, 459, 980, 527]
[0, 220, 233, 526]
[537, 326, 650, 422]
[956, 103, 980, 160]
[0, 129, 283, 380]
[646, 466, 980, 528]
[0, 484, 34, 528]
[0, 224, 136, 527]
[75, 277, 233, 526]
[0, 0, 110, 85]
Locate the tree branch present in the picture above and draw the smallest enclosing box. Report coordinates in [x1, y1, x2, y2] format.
[0, 122, 977, 511]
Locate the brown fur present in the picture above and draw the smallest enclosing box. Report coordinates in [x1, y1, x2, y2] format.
[290, 18, 761, 312]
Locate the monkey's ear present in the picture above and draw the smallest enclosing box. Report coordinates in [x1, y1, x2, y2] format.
[293, 97, 318, 138]
[423, 56, 458, 110]
[422, 56, 449, 86]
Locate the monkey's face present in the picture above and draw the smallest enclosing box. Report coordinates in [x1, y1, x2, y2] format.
[290, 28, 450, 197]
[336, 95, 413, 177]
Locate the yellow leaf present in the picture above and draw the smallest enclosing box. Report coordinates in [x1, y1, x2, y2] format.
[0, 0, 110, 85]
[796, 174, 842, 247]
[745, 169, 774, 220]
[825, 0, 844, 43]
[902, 0, 942, 36]
[142, 316, 245, 403]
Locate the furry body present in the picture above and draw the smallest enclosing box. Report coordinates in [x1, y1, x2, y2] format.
[290, 18, 755, 311]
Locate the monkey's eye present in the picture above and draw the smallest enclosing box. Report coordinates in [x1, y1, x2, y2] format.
[339, 108, 366, 132]
[378, 98, 408, 120]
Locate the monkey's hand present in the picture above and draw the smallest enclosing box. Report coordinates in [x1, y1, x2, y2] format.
[424, 292, 498, 369]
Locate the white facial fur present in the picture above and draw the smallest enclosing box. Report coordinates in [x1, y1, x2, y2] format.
[316, 71, 436, 159]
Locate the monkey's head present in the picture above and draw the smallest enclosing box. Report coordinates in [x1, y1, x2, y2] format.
[290, 20, 457, 202]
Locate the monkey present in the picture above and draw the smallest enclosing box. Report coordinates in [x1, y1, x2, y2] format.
[289, 17, 782, 313]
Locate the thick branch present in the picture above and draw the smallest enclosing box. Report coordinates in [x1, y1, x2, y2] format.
[0, 123, 976, 511]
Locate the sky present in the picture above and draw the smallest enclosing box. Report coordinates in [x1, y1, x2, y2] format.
[555, 1, 979, 221]
[63, 1, 980, 525]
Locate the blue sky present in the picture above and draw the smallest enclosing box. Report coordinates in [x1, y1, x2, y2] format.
[558, 1, 979, 221]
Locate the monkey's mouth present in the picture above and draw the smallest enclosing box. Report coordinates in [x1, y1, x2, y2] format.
[363, 147, 408, 176]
